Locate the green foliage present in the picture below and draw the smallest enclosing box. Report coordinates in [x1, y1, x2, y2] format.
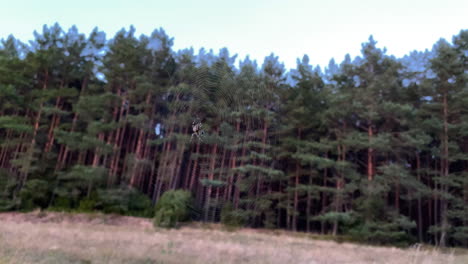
[97, 187, 153, 217]
[49, 197, 73, 211]
[220, 202, 247, 228]
[349, 194, 417, 246]
[153, 189, 193, 228]
[0, 24, 466, 249]
[348, 216, 417, 247]
[51, 165, 107, 207]
[0, 169, 17, 211]
[0, 198, 16, 212]
[19, 179, 51, 211]
[199, 178, 226, 187]
[313, 211, 356, 227]
[127, 190, 154, 217]
[77, 195, 98, 213]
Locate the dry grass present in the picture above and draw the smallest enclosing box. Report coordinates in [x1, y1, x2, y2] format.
[0, 211, 466, 264]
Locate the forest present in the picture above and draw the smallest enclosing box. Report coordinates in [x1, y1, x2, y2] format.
[0, 23, 466, 248]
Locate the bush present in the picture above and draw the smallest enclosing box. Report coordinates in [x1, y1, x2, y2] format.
[220, 202, 246, 228]
[348, 219, 416, 247]
[19, 179, 50, 211]
[49, 196, 72, 212]
[97, 187, 153, 217]
[0, 199, 16, 212]
[78, 197, 97, 212]
[347, 193, 417, 246]
[127, 190, 154, 217]
[0, 169, 18, 211]
[153, 189, 193, 228]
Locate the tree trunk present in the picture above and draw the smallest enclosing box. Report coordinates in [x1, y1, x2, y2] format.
[395, 178, 400, 212]
[214, 146, 227, 222]
[0, 129, 12, 167]
[108, 86, 129, 184]
[367, 123, 374, 181]
[130, 128, 145, 186]
[225, 120, 240, 202]
[130, 91, 152, 186]
[439, 91, 449, 247]
[416, 153, 423, 242]
[56, 76, 87, 172]
[234, 129, 248, 209]
[293, 160, 299, 231]
[204, 138, 218, 221]
[22, 69, 49, 186]
[184, 145, 194, 189]
[44, 96, 62, 153]
[333, 146, 340, 236]
[306, 169, 312, 233]
[433, 159, 439, 245]
[189, 142, 201, 191]
[321, 152, 328, 234]
[234, 117, 249, 210]
[172, 133, 188, 189]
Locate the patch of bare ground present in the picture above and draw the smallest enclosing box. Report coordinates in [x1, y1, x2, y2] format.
[0, 211, 466, 264]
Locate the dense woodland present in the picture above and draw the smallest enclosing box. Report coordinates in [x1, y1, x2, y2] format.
[0, 24, 466, 247]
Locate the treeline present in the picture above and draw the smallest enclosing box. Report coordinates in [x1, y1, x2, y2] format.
[0, 23, 466, 247]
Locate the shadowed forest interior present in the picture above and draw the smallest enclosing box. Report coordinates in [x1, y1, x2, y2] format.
[0, 23, 467, 248]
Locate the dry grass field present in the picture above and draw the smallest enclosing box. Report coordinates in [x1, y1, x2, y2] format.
[0, 211, 467, 264]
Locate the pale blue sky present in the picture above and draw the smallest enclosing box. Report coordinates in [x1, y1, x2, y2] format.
[1, 0, 466, 70]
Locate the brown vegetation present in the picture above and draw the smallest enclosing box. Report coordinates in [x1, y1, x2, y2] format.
[0, 212, 466, 264]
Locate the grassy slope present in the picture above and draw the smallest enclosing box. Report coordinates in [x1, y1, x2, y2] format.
[0, 211, 466, 264]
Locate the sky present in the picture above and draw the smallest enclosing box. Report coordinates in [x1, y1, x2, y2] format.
[1, 0, 466, 70]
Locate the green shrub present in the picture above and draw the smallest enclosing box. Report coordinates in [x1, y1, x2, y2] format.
[0, 199, 16, 212]
[0, 169, 18, 211]
[49, 197, 72, 212]
[128, 190, 154, 217]
[153, 189, 193, 228]
[19, 179, 50, 211]
[348, 219, 416, 247]
[78, 197, 97, 212]
[346, 193, 417, 246]
[97, 187, 153, 217]
[220, 202, 246, 228]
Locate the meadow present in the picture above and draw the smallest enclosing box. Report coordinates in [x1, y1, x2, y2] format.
[0, 211, 466, 264]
